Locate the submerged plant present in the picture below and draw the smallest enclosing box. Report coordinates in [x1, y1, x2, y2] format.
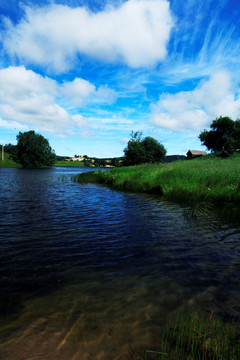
[142, 310, 240, 360]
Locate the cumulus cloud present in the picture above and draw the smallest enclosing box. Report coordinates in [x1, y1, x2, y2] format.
[61, 78, 95, 105]
[151, 71, 240, 132]
[0, 66, 67, 133]
[0, 66, 113, 133]
[3, 0, 173, 72]
[61, 79, 116, 106]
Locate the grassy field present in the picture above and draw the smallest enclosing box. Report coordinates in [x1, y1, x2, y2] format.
[0, 152, 21, 168]
[54, 160, 85, 167]
[75, 154, 240, 219]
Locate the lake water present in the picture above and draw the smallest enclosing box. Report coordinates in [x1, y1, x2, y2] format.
[1, 166, 240, 359]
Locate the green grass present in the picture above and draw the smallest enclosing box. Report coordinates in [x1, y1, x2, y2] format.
[0, 152, 21, 168]
[54, 160, 85, 167]
[75, 154, 240, 220]
[141, 310, 240, 360]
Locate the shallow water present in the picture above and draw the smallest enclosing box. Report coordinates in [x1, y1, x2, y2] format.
[0, 167, 240, 359]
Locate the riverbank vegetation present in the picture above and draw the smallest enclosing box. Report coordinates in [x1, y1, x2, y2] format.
[0, 152, 21, 168]
[1, 151, 123, 168]
[54, 156, 123, 167]
[141, 310, 240, 359]
[76, 153, 240, 219]
[54, 159, 84, 167]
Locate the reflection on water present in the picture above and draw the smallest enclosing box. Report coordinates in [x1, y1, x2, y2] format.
[0, 167, 240, 359]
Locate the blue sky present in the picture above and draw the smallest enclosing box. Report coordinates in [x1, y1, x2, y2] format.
[0, 0, 240, 157]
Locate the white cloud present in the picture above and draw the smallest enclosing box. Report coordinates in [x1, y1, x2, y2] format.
[71, 114, 89, 129]
[0, 118, 29, 131]
[61, 78, 95, 106]
[3, 0, 173, 72]
[0, 66, 116, 134]
[61, 79, 117, 106]
[87, 115, 134, 132]
[0, 66, 71, 132]
[151, 71, 240, 132]
[95, 86, 117, 105]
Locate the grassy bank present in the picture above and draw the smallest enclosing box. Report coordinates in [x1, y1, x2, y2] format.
[54, 160, 85, 167]
[76, 154, 240, 218]
[0, 154, 80, 168]
[0, 152, 21, 168]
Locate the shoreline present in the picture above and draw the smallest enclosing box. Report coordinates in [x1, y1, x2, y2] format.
[75, 154, 240, 221]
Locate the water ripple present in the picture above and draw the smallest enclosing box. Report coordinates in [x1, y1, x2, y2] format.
[1, 167, 240, 358]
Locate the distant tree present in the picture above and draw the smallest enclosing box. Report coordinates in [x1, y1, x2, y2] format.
[124, 131, 166, 165]
[83, 159, 92, 167]
[130, 130, 143, 142]
[16, 130, 56, 168]
[94, 158, 106, 167]
[4, 143, 18, 161]
[110, 157, 124, 167]
[199, 116, 240, 156]
[141, 136, 167, 163]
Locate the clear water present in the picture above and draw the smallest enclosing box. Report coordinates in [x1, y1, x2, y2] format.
[0, 167, 240, 359]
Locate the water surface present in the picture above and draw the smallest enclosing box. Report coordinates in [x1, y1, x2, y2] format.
[0, 167, 240, 359]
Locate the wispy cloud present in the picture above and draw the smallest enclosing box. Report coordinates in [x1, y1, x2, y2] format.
[0, 118, 29, 131]
[120, 137, 130, 143]
[159, 0, 240, 84]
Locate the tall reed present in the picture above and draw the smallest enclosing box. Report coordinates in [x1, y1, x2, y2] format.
[142, 310, 240, 359]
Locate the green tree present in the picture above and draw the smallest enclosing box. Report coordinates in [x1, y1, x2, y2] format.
[124, 131, 166, 165]
[16, 130, 56, 168]
[4, 143, 18, 161]
[199, 116, 240, 156]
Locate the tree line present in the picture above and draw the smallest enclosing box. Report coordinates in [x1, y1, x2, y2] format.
[3, 116, 240, 168]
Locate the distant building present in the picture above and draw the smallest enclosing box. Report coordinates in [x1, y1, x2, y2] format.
[187, 150, 207, 158]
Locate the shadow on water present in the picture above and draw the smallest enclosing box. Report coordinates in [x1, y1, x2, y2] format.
[1, 167, 240, 359]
